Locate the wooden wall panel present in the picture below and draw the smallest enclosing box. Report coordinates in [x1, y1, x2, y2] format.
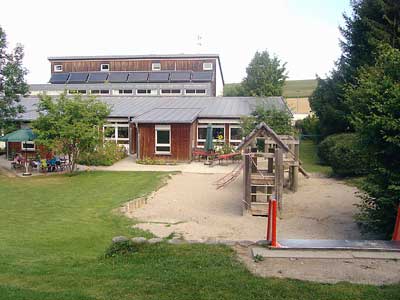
[138, 123, 193, 161]
[51, 58, 217, 73]
[130, 123, 136, 154]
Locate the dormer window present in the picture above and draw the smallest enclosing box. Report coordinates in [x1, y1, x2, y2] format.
[54, 65, 63, 72]
[152, 62, 161, 71]
[100, 64, 110, 72]
[203, 62, 213, 70]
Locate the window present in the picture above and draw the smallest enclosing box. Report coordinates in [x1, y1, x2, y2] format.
[54, 65, 63, 72]
[203, 62, 213, 70]
[103, 123, 129, 145]
[152, 62, 161, 71]
[184, 89, 206, 95]
[212, 126, 225, 142]
[118, 89, 133, 95]
[90, 90, 109, 95]
[197, 124, 225, 147]
[100, 64, 110, 71]
[229, 125, 242, 144]
[136, 89, 157, 95]
[155, 125, 171, 154]
[68, 89, 87, 95]
[21, 141, 35, 151]
[160, 89, 181, 95]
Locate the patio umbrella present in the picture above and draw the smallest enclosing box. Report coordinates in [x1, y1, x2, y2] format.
[204, 123, 214, 152]
[0, 128, 37, 176]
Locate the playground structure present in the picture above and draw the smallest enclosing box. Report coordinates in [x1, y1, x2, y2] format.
[235, 122, 308, 216]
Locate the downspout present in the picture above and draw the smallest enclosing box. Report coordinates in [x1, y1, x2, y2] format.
[135, 121, 140, 159]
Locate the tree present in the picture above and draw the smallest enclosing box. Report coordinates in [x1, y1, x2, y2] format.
[223, 83, 247, 96]
[33, 94, 111, 173]
[241, 106, 293, 136]
[311, 0, 400, 138]
[242, 50, 288, 97]
[346, 44, 400, 238]
[0, 26, 29, 132]
[309, 70, 352, 137]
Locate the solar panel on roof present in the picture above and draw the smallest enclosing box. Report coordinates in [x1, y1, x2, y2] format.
[87, 72, 108, 83]
[148, 72, 170, 83]
[108, 72, 129, 83]
[169, 71, 191, 82]
[127, 72, 148, 83]
[192, 71, 213, 82]
[68, 72, 89, 83]
[49, 73, 69, 84]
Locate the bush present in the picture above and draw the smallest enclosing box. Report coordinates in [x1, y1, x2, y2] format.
[216, 143, 236, 155]
[104, 240, 137, 258]
[317, 133, 367, 176]
[136, 157, 177, 165]
[79, 141, 127, 166]
[295, 115, 321, 142]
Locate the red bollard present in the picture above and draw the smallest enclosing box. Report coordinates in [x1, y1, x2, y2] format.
[393, 204, 400, 241]
[270, 199, 281, 248]
[266, 198, 272, 241]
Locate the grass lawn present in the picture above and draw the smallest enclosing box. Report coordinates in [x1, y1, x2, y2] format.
[0, 171, 399, 300]
[300, 140, 332, 175]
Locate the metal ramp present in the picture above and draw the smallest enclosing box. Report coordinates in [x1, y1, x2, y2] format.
[275, 239, 400, 252]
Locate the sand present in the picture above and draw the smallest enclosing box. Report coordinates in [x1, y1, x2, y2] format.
[128, 172, 362, 241]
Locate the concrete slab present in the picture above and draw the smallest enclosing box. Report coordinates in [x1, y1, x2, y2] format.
[278, 239, 400, 252]
[252, 247, 400, 260]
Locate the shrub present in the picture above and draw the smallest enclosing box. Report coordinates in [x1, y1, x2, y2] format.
[317, 133, 367, 176]
[295, 115, 321, 142]
[216, 143, 236, 155]
[104, 240, 137, 258]
[136, 157, 177, 165]
[79, 141, 127, 166]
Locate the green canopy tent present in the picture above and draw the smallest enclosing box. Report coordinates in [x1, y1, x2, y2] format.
[0, 128, 37, 176]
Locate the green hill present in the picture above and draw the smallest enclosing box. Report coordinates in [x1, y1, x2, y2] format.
[223, 79, 318, 98]
[283, 79, 318, 98]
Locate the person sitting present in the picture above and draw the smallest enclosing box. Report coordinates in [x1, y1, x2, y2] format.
[11, 153, 23, 169]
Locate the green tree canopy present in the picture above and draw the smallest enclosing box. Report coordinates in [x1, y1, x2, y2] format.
[241, 106, 293, 137]
[0, 26, 29, 132]
[33, 94, 111, 172]
[242, 50, 288, 97]
[346, 44, 400, 237]
[311, 0, 400, 138]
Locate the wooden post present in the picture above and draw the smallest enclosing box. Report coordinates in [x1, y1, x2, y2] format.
[393, 204, 400, 241]
[243, 148, 251, 214]
[275, 148, 284, 211]
[291, 143, 300, 192]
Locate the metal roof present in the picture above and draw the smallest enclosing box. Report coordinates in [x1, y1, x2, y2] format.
[132, 108, 201, 123]
[17, 96, 291, 123]
[48, 54, 220, 61]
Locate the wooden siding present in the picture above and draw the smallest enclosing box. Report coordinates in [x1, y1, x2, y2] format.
[138, 123, 193, 161]
[7, 142, 47, 159]
[51, 59, 216, 74]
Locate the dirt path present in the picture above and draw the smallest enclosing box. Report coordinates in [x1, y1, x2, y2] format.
[129, 173, 362, 241]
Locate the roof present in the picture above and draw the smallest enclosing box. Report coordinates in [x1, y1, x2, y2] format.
[17, 96, 292, 123]
[47, 71, 214, 84]
[132, 108, 201, 124]
[48, 54, 220, 61]
[236, 122, 291, 152]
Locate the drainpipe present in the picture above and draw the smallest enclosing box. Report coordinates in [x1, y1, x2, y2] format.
[136, 121, 140, 159]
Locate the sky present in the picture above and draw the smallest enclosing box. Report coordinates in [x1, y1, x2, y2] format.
[1, 0, 351, 84]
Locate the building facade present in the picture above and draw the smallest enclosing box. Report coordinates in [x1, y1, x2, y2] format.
[30, 54, 224, 97]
